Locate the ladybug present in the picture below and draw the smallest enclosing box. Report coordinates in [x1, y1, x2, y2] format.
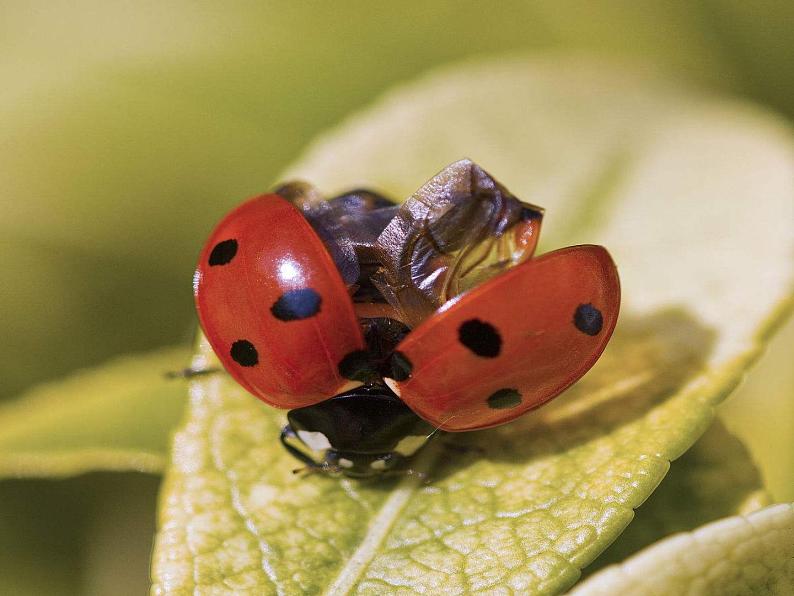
[194, 160, 620, 478]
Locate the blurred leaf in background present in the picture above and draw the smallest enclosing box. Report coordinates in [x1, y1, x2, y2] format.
[0, 347, 189, 477]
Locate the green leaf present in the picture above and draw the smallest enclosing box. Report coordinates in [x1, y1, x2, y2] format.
[0, 346, 189, 477]
[152, 55, 794, 594]
[570, 503, 794, 595]
[581, 420, 770, 579]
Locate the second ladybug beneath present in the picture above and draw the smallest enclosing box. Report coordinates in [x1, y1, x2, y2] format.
[194, 160, 620, 478]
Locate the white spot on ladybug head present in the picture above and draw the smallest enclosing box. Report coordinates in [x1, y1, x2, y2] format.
[394, 435, 428, 457]
[383, 377, 402, 397]
[370, 459, 387, 470]
[297, 430, 332, 452]
[338, 458, 354, 469]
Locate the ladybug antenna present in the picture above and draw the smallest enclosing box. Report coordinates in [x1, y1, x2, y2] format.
[164, 366, 221, 380]
[426, 413, 457, 439]
[293, 463, 344, 477]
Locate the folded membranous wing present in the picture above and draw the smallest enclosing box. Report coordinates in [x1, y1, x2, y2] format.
[373, 159, 544, 327]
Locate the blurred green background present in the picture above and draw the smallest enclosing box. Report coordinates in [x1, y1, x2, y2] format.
[1, 2, 792, 594]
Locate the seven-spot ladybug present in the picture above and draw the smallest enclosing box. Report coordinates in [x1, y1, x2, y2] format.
[194, 160, 620, 478]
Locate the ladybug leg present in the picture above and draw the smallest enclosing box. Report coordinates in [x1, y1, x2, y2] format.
[292, 465, 342, 477]
[164, 366, 221, 379]
[280, 426, 344, 476]
[292, 463, 344, 477]
[280, 426, 323, 471]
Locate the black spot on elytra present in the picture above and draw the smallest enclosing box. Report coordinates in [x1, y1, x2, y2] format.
[230, 340, 258, 367]
[271, 288, 322, 321]
[458, 319, 502, 358]
[574, 303, 603, 336]
[487, 388, 522, 409]
[208, 239, 238, 266]
[338, 350, 377, 382]
[389, 351, 413, 382]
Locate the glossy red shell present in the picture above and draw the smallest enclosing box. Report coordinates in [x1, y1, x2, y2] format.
[389, 245, 620, 431]
[194, 194, 365, 409]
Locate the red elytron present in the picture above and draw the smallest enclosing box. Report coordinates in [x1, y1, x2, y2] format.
[194, 194, 365, 409]
[388, 245, 619, 431]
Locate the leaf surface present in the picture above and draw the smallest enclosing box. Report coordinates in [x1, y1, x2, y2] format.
[570, 503, 794, 595]
[0, 347, 189, 477]
[152, 55, 794, 594]
[580, 420, 770, 579]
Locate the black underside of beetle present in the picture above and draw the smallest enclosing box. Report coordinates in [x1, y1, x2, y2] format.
[288, 386, 432, 453]
[282, 385, 435, 478]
